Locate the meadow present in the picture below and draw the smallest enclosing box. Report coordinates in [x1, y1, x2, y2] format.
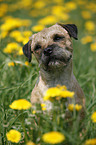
[0, 0, 96, 144]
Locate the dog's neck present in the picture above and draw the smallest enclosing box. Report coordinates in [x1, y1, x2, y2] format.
[39, 60, 73, 89]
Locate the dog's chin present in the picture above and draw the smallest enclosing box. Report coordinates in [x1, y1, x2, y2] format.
[40, 55, 72, 71]
[41, 58, 70, 71]
[48, 59, 67, 67]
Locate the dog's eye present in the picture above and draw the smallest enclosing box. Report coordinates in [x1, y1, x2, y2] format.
[53, 34, 65, 42]
[34, 44, 41, 51]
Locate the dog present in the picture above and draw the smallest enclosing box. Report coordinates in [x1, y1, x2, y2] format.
[23, 23, 85, 108]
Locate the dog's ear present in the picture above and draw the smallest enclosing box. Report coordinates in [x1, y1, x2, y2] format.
[58, 23, 78, 40]
[23, 40, 32, 62]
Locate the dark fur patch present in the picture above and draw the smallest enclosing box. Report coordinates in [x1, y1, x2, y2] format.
[58, 23, 78, 40]
[23, 40, 32, 62]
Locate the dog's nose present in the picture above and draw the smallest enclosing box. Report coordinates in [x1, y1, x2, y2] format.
[44, 47, 53, 56]
[67, 54, 72, 61]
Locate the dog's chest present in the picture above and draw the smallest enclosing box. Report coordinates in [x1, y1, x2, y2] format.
[37, 76, 49, 96]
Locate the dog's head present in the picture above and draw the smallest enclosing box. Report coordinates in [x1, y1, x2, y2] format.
[23, 23, 78, 71]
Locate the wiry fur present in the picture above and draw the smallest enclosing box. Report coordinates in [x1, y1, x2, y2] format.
[23, 23, 85, 108]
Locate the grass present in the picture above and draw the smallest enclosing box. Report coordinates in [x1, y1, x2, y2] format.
[0, 0, 96, 144]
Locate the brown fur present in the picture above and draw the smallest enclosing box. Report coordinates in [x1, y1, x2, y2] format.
[23, 23, 85, 110]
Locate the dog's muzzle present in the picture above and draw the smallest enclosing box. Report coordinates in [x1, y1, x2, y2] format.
[41, 45, 72, 70]
[44, 47, 53, 56]
[43, 45, 55, 56]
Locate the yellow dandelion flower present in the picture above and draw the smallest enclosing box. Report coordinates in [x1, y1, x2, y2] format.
[44, 86, 74, 101]
[26, 141, 36, 145]
[8, 62, 15, 67]
[77, 1, 86, 5]
[68, 104, 82, 111]
[81, 11, 91, 19]
[10, 31, 29, 43]
[22, 31, 32, 37]
[85, 138, 96, 145]
[91, 112, 96, 123]
[25, 61, 29, 66]
[52, 6, 69, 20]
[17, 48, 23, 55]
[10, 30, 32, 43]
[32, 110, 36, 114]
[42, 107, 46, 111]
[60, 90, 74, 98]
[68, 104, 74, 111]
[75, 104, 82, 111]
[85, 21, 95, 32]
[41, 103, 46, 111]
[22, 37, 29, 45]
[53, 0, 63, 3]
[6, 129, 21, 143]
[3, 42, 21, 53]
[16, 36, 25, 42]
[90, 42, 96, 52]
[0, 4, 8, 17]
[39, 16, 58, 25]
[59, 13, 69, 21]
[1, 17, 31, 32]
[65, 2, 77, 11]
[43, 87, 61, 101]
[34, 1, 45, 9]
[10, 30, 21, 38]
[14, 0, 32, 10]
[41, 103, 46, 107]
[0, 31, 8, 39]
[1, 18, 21, 31]
[9, 99, 32, 110]
[52, 6, 64, 16]
[42, 131, 65, 144]
[32, 25, 45, 32]
[86, 3, 96, 13]
[81, 36, 93, 44]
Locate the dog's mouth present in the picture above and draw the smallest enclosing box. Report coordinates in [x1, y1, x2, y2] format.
[47, 57, 67, 67]
[45, 55, 72, 69]
[41, 53, 72, 70]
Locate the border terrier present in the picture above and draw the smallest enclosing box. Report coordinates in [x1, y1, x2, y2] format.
[23, 23, 85, 107]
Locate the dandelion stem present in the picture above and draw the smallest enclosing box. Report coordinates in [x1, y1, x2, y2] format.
[20, 111, 28, 143]
[21, 119, 28, 143]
